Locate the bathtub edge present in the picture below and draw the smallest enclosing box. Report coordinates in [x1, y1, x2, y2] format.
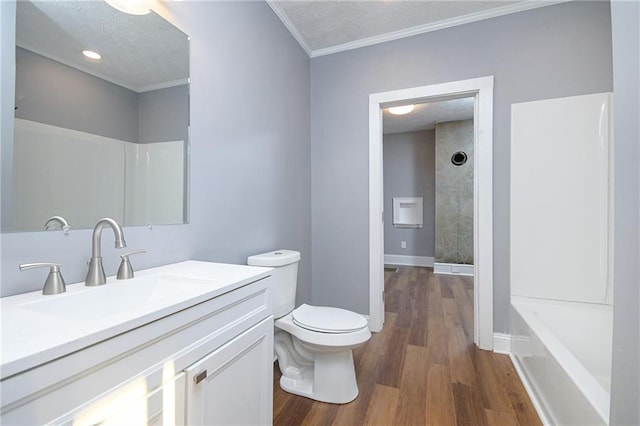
[508, 352, 553, 426]
[510, 297, 610, 425]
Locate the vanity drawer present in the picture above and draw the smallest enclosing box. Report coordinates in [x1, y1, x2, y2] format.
[1, 276, 271, 424]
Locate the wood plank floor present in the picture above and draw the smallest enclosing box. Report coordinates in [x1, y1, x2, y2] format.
[273, 266, 541, 426]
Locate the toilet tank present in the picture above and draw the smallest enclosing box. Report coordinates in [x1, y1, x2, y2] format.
[247, 250, 300, 318]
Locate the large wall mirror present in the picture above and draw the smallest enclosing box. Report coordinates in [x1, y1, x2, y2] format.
[2, 0, 189, 233]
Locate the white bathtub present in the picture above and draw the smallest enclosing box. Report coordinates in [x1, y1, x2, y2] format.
[510, 296, 613, 425]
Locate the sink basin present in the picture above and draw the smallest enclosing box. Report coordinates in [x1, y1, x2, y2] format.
[17, 274, 217, 321]
[1, 260, 272, 379]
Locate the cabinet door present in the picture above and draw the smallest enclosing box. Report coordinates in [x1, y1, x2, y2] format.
[185, 317, 273, 426]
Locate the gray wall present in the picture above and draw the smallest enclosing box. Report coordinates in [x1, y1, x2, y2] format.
[138, 84, 189, 143]
[15, 47, 139, 142]
[1, 1, 16, 233]
[15, 47, 189, 145]
[1, 1, 635, 422]
[310, 1, 613, 321]
[1, 1, 312, 305]
[383, 130, 435, 257]
[610, 0, 640, 424]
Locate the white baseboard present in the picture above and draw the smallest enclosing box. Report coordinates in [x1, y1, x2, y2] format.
[384, 254, 434, 267]
[433, 262, 474, 276]
[493, 332, 512, 354]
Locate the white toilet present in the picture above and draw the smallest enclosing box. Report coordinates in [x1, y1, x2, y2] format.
[247, 249, 371, 404]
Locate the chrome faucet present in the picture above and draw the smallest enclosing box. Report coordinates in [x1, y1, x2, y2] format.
[44, 215, 70, 230]
[85, 218, 126, 286]
[44, 215, 71, 235]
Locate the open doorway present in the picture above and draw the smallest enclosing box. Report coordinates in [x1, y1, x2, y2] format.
[368, 77, 494, 350]
[382, 97, 475, 271]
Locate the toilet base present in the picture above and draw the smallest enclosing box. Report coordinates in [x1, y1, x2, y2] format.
[275, 332, 360, 404]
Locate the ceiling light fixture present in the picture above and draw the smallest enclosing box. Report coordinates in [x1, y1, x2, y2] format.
[105, 0, 152, 15]
[82, 50, 102, 61]
[388, 105, 415, 115]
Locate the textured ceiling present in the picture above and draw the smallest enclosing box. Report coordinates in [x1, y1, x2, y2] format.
[16, 0, 189, 93]
[383, 97, 475, 135]
[267, 1, 553, 132]
[269, 0, 565, 56]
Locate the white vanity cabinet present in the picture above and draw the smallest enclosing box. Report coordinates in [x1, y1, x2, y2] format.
[0, 265, 274, 426]
[185, 317, 273, 425]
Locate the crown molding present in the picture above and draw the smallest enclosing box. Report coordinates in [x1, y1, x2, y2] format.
[265, 0, 312, 56]
[137, 78, 189, 93]
[269, 0, 569, 59]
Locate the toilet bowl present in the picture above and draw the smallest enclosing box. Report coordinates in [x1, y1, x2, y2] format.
[275, 304, 371, 403]
[247, 250, 371, 404]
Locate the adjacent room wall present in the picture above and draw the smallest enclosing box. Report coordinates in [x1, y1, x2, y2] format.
[383, 130, 435, 259]
[1, 1, 312, 304]
[310, 1, 613, 323]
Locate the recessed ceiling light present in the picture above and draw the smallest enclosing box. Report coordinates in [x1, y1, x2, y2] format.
[388, 105, 415, 115]
[105, 0, 152, 15]
[82, 50, 102, 61]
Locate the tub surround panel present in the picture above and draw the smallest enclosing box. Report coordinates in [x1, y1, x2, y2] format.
[509, 92, 615, 423]
[510, 93, 612, 305]
[11, 119, 185, 231]
[434, 119, 474, 265]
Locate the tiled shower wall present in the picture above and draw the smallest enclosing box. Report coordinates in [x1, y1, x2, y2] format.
[435, 119, 474, 264]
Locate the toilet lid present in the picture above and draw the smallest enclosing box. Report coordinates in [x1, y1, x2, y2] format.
[292, 304, 368, 333]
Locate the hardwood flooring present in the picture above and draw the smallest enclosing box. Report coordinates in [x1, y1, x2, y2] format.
[273, 266, 541, 426]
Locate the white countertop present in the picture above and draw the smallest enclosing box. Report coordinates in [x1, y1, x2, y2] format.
[0, 261, 271, 379]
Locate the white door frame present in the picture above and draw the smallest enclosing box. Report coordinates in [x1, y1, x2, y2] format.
[368, 76, 494, 350]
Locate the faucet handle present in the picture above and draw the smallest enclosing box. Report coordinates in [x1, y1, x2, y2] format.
[120, 249, 147, 259]
[19, 263, 66, 295]
[117, 250, 146, 280]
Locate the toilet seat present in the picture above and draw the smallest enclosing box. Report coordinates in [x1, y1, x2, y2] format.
[292, 304, 368, 333]
[275, 309, 371, 348]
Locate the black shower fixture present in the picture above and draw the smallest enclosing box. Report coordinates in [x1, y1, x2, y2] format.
[451, 151, 468, 166]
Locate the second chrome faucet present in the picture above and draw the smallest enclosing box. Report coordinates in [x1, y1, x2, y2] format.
[85, 218, 126, 286]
